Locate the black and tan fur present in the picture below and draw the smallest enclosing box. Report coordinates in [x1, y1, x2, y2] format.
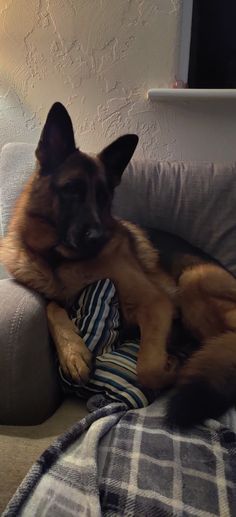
[1, 102, 236, 427]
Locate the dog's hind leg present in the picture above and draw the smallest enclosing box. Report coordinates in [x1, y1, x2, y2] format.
[136, 288, 178, 390]
[167, 264, 236, 426]
[177, 263, 236, 340]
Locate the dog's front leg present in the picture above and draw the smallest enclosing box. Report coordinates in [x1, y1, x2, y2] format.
[47, 302, 92, 383]
[136, 288, 178, 390]
[57, 258, 179, 389]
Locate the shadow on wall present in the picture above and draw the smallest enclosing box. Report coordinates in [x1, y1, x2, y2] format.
[0, 76, 40, 152]
[156, 98, 236, 163]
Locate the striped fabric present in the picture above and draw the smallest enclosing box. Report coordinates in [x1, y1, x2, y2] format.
[59, 279, 153, 409]
[69, 278, 120, 355]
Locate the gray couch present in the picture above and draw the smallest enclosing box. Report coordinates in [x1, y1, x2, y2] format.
[1, 142, 236, 511]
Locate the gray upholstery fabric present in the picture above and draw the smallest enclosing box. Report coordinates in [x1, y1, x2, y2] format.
[114, 160, 236, 276]
[0, 144, 61, 424]
[0, 280, 61, 425]
[0, 263, 9, 279]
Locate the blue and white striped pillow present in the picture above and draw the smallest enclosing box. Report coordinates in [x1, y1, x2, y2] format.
[69, 279, 120, 355]
[59, 279, 153, 409]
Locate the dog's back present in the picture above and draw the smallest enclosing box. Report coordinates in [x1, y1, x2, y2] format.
[146, 227, 224, 278]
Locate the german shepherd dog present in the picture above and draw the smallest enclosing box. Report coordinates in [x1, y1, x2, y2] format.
[1, 102, 236, 427]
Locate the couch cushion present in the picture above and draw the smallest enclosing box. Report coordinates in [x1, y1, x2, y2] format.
[0, 398, 88, 514]
[0, 263, 9, 279]
[114, 160, 236, 276]
[0, 279, 61, 425]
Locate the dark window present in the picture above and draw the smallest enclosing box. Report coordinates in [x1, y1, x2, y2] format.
[188, 0, 236, 88]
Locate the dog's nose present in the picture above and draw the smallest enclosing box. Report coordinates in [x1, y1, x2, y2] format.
[85, 226, 104, 242]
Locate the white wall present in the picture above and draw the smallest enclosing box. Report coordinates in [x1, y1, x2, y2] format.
[0, 0, 236, 162]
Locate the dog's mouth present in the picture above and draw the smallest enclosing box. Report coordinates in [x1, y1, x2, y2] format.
[79, 237, 109, 259]
[56, 232, 110, 261]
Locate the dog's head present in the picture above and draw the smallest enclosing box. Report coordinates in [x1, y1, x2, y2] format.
[36, 102, 138, 259]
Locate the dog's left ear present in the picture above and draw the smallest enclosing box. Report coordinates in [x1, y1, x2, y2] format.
[36, 102, 76, 175]
[99, 134, 139, 189]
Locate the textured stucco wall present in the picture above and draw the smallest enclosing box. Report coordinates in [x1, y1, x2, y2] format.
[1, 0, 236, 162]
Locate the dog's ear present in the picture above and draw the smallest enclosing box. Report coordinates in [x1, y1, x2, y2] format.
[99, 134, 139, 189]
[36, 102, 76, 175]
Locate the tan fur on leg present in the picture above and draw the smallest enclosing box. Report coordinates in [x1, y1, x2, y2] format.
[47, 302, 92, 383]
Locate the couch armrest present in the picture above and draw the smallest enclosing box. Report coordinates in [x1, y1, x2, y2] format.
[0, 263, 10, 280]
[0, 280, 61, 424]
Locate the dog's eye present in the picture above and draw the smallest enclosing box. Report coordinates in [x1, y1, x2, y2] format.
[62, 180, 87, 201]
[62, 182, 76, 195]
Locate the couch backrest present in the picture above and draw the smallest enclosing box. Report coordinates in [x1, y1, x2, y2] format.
[114, 159, 236, 276]
[1, 143, 236, 276]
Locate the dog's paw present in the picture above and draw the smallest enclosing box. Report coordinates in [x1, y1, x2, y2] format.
[165, 354, 179, 374]
[137, 354, 179, 390]
[60, 341, 92, 384]
[46, 301, 92, 384]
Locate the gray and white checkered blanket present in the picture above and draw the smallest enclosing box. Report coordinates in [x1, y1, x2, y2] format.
[3, 395, 236, 516]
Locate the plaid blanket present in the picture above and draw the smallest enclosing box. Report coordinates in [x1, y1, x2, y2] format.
[3, 395, 236, 516]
